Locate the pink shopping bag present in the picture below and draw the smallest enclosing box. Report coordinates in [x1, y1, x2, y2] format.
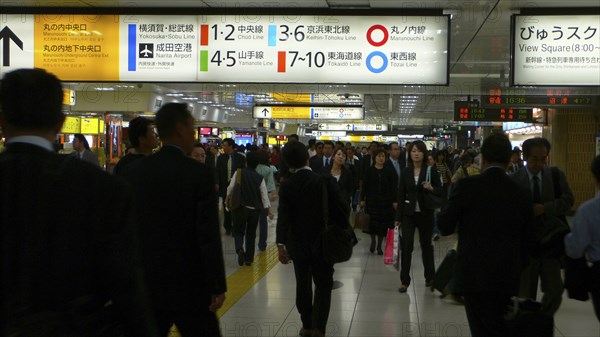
[383, 227, 397, 264]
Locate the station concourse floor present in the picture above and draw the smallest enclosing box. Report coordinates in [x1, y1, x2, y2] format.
[172, 202, 599, 337]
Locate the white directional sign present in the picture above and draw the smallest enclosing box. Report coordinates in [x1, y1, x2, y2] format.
[253, 106, 364, 120]
[313, 131, 347, 137]
[0, 15, 34, 72]
[318, 123, 388, 131]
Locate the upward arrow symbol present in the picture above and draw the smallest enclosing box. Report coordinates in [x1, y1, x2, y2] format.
[0, 26, 24, 67]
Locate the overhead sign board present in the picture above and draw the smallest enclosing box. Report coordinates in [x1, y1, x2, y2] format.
[1, 13, 448, 84]
[253, 106, 364, 120]
[313, 131, 347, 137]
[60, 116, 81, 134]
[271, 93, 364, 104]
[481, 95, 597, 108]
[81, 118, 100, 134]
[454, 101, 534, 122]
[200, 15, 449, 84]
[511, 14, 600, 86]
[318, 123, 387, 131]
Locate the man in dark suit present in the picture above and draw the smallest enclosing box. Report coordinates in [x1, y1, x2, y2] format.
[512, 137, 574, 315]
[72, 133, 100, 167]
[309, 140, 334, 172]
[276, 142, 349, 337]
[113, 116, 158, 176]
[216, 138, 246, 235]
[384, 141, 403, 181]
[0, 68, 158, 337]
[438, 133, 534, 337]
[127, 103, 226, 336]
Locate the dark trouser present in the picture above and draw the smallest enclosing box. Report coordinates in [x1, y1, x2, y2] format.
[293, 255, 334, 333]
[258, 208, 268, 250]
[518, 257, 563, 315]
[591, 262, 600, 321]
[155, 307, 221, 337]
[400, 211, 435, 286]
[232, 207, 260, 263]
[463, 292, 510, 337]
[222, 198, 232, 233]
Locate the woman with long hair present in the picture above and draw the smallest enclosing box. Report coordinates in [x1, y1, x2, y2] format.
[360, 148, 398, 255]
[396, 141, 443, 293]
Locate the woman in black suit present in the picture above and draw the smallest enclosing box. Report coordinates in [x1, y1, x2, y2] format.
[360, 148, 398, 255]
[320, 148, 354, 205]
[396, 140, 443, 293]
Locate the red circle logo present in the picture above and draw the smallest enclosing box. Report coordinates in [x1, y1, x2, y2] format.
[366, 25, 389, 47]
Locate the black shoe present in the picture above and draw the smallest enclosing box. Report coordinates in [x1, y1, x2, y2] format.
[244, 261, 253, 266]
[398, 285, 408, 293]
[377, 248, 384, 255]
[425, 280, 434, 288]
[236, 249, 245, 266]
[432, 233, 440, 241]
[369, 240, 375, 253]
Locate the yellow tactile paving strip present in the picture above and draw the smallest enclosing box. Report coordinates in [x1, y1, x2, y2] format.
[168, 244, 280, 336]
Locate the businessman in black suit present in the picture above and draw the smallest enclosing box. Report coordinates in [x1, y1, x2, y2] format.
[127, 103, 226, 337]
[277, 142, 350, 337]
[309, 140, 334, 172]
[216, 138, 246, 235]
[438, 133, 533, 337]
[0, 68, 158, 337]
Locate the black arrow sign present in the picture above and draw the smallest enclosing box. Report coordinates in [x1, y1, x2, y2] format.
[0, 26, 23, 67]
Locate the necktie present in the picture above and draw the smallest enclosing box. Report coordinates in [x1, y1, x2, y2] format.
[393, 160, 400, 176]
[325, 157, 330, 166]
[227, 155, 232, 181]
[532, 176, 541, 203]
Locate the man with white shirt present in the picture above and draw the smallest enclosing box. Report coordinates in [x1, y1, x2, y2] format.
[310, 140, 334, 172]
[0, 68, 158, 337]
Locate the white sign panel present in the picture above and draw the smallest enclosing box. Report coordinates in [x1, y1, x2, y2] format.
[311, 107, 364, 119]
[318, 123, 388, 131]
[198, 15, 448, 84]
[119, 16, 198, 81]
[314, 131, 347, 137]
[512, 15, 600, 86]
[0, 15, 34, 73]
[253, 106, 364, 120]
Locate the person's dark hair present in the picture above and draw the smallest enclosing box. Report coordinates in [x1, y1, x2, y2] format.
[436, 150, 447, 162]
[332, 148, 347, 160]
[246, 151, 260, 169]
[73, 133, 90, 150]
[128, 116, 153, 148]
[408, 140, 428, 165]
[592, 154, 600, 181]
[480, 133, 512, 165]
[282, 141, 309, 169]
[222, 138, 235, 147]
[316, 141, 324, 148]
[194, 143, 204, 148]
[288, 134, 299, 142]
[522, 137, 551, 159]
[155, 103, 191, 140]
[335, 141, 344, 148]
[323, 140, 335, 149]
[372, 148, 387, 160]
[257, 150, 270, 166]
[460, 153, 474, 166]
[308, 138, 316, 147]
[0, 68, 64, 131]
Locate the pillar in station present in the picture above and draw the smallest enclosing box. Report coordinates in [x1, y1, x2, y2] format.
[544, 104, 600, 210]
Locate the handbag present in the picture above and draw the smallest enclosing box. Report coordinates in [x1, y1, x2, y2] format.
[354, 208, 370, 231]
[423, 166, 446, 210]
[320, 179, 357, 264]
[225, 168, 242, 210]
[383, 226, 400, 265]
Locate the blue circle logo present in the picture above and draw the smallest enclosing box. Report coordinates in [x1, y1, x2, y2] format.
[366, 51, 388, 73]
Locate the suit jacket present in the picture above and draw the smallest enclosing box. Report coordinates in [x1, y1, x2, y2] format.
[73, 149, 100, 167]
[437, 166, 534, 295]
[215, 152, 246, 197]
[512, 166, 574, 220]
[310, 155, 331, 172]
[384, 157, 402, 180]
[396, 165, 443, 220]
[276, 169, 349, 260]
[319, 165, 355, 203]
[126, 145, 226, 310]
[0, 142, 157, 337]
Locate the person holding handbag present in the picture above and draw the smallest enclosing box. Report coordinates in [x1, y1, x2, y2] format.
[360, 148, 398, 255]
[395, 141, 443, 293]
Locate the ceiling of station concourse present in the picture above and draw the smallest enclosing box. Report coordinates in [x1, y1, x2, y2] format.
[1, 0, 599, 129]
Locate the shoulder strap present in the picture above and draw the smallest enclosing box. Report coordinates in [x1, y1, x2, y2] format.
[322, 178, 329, 227]
[550, 167, 561, 199]
[426, 166, 431, 184]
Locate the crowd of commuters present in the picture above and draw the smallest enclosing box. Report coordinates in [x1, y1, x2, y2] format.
[1, 68, 598, 337]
